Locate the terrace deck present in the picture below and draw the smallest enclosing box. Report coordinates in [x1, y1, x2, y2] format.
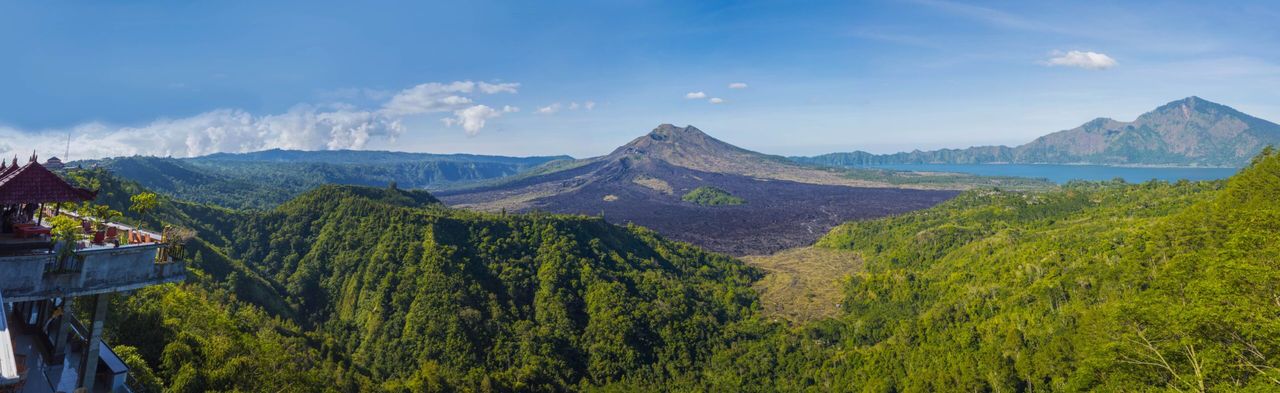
[0, 236, 51, 257]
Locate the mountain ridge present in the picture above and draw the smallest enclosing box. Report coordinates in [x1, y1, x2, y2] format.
[796, 96, 1280, 167]
[196, 148, 571, 165]
[81, 151, 566, 209]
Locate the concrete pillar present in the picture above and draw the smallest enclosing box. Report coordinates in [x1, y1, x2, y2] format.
[52, 298, 72, 363]
[79, 293, 109, 390]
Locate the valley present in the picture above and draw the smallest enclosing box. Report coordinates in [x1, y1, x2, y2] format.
[10, 123, 1277, 392]
[84, 124, 1034, 256]
[442, 155, 959, 255]
[6, 3, 1280, 392]
[57, 146, 1280, 392]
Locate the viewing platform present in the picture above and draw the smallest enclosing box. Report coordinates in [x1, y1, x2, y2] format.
[1, 157, 187, 393]
[0, 242, 185, 303]
[0, 215, 185, 303]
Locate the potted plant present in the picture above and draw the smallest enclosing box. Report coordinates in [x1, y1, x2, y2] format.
[47, 215, 83, 270]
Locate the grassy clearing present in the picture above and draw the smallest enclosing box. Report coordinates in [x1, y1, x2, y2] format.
[740, 246, 861, 323]
[631, 175, 673, 194]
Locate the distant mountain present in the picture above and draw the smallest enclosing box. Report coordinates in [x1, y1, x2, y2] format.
[82, 150, 569, 209]
[196, 148, 568, 166]
[439, 124, 968, 254]
[796, 97, 1280, 167]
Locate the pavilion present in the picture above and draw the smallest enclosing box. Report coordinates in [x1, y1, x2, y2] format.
[0, 155, 96, 256]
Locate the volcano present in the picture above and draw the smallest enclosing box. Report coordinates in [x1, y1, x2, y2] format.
[436, 124, 959, 255]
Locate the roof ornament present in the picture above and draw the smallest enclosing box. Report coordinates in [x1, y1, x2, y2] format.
[30, 150, 38, 163]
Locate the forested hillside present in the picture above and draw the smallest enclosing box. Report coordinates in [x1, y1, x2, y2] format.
[65, 169, 334, 392]
[72, 170, 762, 392]
[225, 185, 761, 390]
[70, 147, 1280, 392]
[806, 146, 1280, 391]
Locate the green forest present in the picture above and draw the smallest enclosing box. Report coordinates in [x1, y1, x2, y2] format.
[681, 186, 745, 206]
[70, 148, 1280, 392]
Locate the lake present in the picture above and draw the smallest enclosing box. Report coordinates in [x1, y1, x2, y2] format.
[872, 163, 1241, 184]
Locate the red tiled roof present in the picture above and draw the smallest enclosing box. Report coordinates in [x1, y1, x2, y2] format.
[0, 162, 96, 204]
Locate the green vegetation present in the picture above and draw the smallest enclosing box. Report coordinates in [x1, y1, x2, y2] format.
[835, 165, 1052, 190]
[225, 186, 760, 390]
[74, 169, 761, 391]
[682, 186, 745, 206]
[65, 169, 327, 391]
[805, 146, 1280, 391]
[129, 192, 158, 217]
[740, 247, 860, 323]
[68, 147, 1280, 392]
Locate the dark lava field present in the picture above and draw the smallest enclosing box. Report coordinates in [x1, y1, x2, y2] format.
[439, 159, 958, 255]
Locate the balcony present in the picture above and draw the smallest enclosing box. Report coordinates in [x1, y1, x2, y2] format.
[1, 247, 184, 304]
[1, 228, 184, 303]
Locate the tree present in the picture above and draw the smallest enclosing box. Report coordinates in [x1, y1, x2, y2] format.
[130, 192, 159, 220]
[113, 345, 163, 392]
[48, 214, 82, 243]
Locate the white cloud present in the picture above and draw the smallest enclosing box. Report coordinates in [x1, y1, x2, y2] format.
[477, 82, 520, 94]
[380, 81, 517, 116]
[1043, 50, 1117, 70]
[728, 82, 748, 89]
[442, 105, 505, 136]
[536, 100, 595, 114]
[685, 91, 707, 99]
[0, 80, 519, 159]
[708, 97, 725, 104]
[536, 103, 562, 115]
[0, 106, 406, 160]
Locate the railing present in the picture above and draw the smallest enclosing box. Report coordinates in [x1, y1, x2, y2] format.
[0, 243, 185, 303]
[2, 208, 184, 302]
[41, 208, 164, 246]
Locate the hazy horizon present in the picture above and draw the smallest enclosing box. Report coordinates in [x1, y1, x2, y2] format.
[3, 1, 1279, 160]
[54, 97, 1254, 163]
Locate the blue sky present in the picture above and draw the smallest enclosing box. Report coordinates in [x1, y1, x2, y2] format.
[2, 0, 1278, 159]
